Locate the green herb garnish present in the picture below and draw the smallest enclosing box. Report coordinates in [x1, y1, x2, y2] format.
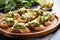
[0, 0, 39, 12]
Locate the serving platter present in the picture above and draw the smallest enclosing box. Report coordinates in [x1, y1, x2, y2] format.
[0, 14, 59, 38]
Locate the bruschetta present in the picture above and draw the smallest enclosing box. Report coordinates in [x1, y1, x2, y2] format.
[18, 12, 38, 23]
[4, 11, 20, 19]
[25, 20, 44, 31]
[11, 23, 30, 33]
[0, 18, 14, 28]
[43, 11, 55, 21]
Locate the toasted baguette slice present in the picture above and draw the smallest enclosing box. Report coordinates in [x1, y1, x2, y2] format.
[11, 27, 30, 33]
[25, 20, 40, 31]
[18, 15, 38, 23]
[18, 11, 38, 23]
[11, 23, 30, 33]
[0, 18, 14, 28]
[4, 11, 21, 19]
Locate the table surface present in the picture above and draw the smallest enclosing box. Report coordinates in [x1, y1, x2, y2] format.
[0, 0, 60, 40]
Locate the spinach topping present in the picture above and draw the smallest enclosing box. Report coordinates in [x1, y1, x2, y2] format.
[2, 19, 14, 24]
[14, 24, 25, 29]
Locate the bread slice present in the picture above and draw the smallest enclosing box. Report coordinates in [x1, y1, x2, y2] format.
[11, 23, 30, 33]
[0, 18, 14, 28]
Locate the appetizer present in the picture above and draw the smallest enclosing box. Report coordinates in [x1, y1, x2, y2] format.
[11, 23, 30, 33]
[25, 20, 46, 31]
[43, 11, 55, 21]
[37, 11, 55, 26]
[37, 16, 52, 26]
[4, 11, 20, 19]
[18, 12, 38, 23]
[0, 18, 14, 28]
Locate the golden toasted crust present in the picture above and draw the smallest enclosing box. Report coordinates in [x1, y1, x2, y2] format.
[49, 15, 55, 21]
[18, 19, 28, 23]
[0, 23, 13, 28]
[35, 25, 46, 31]
[14, 15, 21, 19]
[20, 27, 30, 33]
[44, 21, 51, 26]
